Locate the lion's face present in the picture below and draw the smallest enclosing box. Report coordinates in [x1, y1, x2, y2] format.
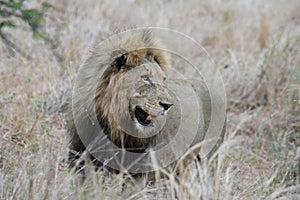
[100, 50, 174, 138]
[128, 63, 173, 135]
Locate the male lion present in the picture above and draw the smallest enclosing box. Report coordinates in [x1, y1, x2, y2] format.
[68, 30, 226, 180]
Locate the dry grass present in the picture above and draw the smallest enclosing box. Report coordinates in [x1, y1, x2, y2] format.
[1, 0, 300, 199]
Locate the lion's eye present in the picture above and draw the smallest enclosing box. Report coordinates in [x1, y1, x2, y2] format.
[141, 75, 152, 85]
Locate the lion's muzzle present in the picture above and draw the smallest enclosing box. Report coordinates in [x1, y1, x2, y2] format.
[134, 100, 173, 127]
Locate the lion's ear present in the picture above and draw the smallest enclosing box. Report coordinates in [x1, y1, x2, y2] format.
[113, 54, 127, 71]
[149, 49, 170, 71]
[153, 56, 160, 65]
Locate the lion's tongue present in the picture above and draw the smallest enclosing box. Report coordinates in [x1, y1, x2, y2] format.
[146, 115, 152, 121]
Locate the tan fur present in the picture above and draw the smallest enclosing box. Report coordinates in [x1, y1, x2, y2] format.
[68, 30, 226, 179]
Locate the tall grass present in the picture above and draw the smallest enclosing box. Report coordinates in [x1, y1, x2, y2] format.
[1, 0, 299, 199]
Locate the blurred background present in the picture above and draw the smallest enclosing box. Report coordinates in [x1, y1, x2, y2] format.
[0, 0, 299, 199]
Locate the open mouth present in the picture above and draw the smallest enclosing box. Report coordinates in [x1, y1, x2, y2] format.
[134, 107, 153, 126]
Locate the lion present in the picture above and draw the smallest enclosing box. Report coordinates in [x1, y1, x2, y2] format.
[68, 30, 226, 181]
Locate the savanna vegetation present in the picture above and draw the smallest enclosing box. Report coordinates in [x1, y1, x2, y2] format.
[0, 0, 299, 199]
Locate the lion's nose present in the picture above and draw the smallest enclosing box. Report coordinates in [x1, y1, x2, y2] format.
[159, 102, 173, 111]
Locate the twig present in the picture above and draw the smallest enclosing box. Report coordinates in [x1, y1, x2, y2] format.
[0, 9, 23, 19]
[0, 31, 31, 59]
